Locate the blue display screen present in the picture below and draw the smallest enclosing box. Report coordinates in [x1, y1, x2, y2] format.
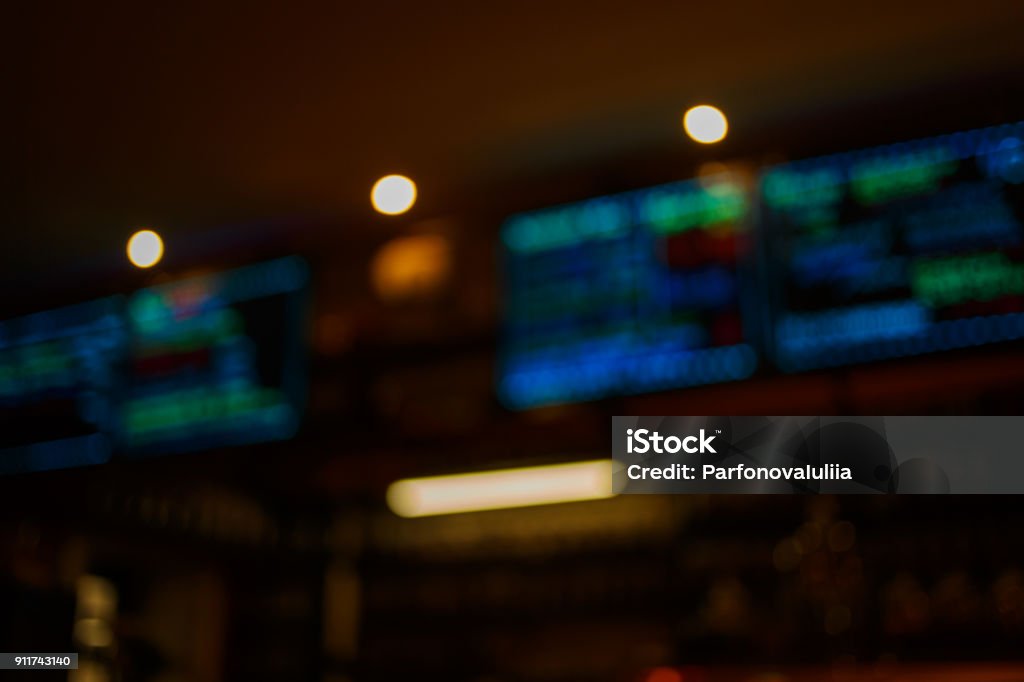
[0, 298, 124, 473]
[0, 257, 309, 473]
[760, 122, 1024, 371]
[120, 256, 309, 456]
[498, 175, 759, 408]
[498, 122, 1024, 409]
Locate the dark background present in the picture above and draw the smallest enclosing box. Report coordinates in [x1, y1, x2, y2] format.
[4, 2, 1024, 681]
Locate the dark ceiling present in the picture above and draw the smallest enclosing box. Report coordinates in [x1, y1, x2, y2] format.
[10, 0, 1024, 281]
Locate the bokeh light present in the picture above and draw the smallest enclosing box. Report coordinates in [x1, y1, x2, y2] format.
[371, 234, 451, 302]
[645, 667, 684, 682]
[386, 459, 616, 517]
[371, 174, 417, 215]
[684, 105, 728, 144]
[126, 230, 164, 268]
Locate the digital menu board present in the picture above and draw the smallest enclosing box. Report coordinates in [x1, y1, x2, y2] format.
[498, 174, 758, 408]
[0, 298, 124, 473]
[0, 257, 309, 473]
[120, 256, 309, 456]
[760, 122, 1024, 371]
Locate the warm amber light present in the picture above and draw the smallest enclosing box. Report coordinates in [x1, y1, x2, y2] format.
[371, 234, 451, 302]
[645, 668, 684, 682]
[386, 460, 617, 517]
[684, 105, 728, 144]
[371, 175, 417, 215]
[126, 230, 164, 268]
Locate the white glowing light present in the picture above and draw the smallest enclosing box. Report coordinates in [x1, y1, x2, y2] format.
[684, 105, 728, 144]
[371, 175, 417, 215]
[126, 230, 164, 268]
[386, 460, 618, 517]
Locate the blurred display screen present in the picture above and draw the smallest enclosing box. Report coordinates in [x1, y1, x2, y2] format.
[761, 122, 1024, 371]
[0, 298, 124, 473]
[498, 174, 758, 408]
[120, 256, 309, 456]
[0, 257, 309, 473]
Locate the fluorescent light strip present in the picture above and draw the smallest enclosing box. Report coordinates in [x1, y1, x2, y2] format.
[386, 459, 617, 518]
